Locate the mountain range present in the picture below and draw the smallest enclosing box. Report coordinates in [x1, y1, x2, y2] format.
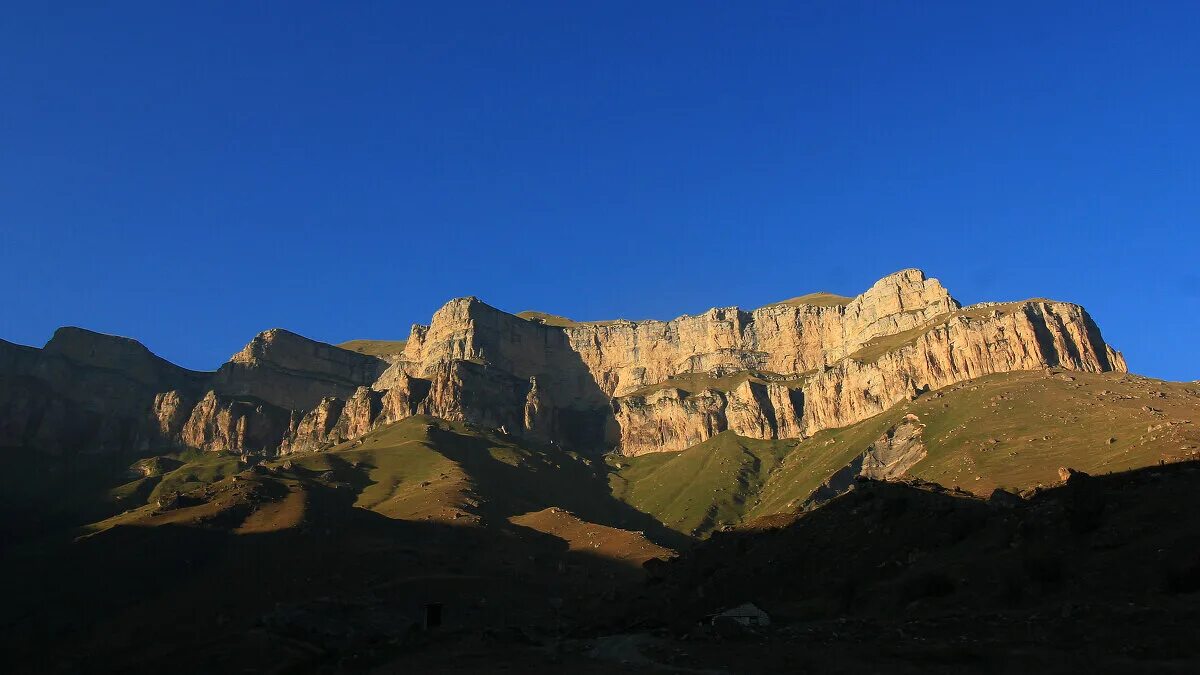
[0, 269, 1125, 459]
[2, 269, 1197, 673]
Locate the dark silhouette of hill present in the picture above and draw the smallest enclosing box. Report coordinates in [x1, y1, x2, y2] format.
[630, 462, 1200, 672]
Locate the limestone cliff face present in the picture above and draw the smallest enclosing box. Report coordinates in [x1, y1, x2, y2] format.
[396, 269, 1122, 456]
[0, 329, 209, 454]
[179, 391, 292, 453]
[281, 386, 384, 453]
[546, 269, 959, 398]
[153, 390, 193, 437]
[402, 298, 611, 409]
[611, 379, 794, 454]
[609, 299, 1119, 455]
[213, 328, 388, 410]
[0, 269, 1128, 459]
[0, 328, 394, 456]
[799, 300, 1122, 435]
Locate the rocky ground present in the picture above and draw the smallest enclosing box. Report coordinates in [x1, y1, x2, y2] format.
[4, 451, 1199, 673]
[371, 460, 1200, 674]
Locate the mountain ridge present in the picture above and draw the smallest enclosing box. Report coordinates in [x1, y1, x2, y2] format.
[4, 271, 1198, 673]
[0, 269, 1125, 459]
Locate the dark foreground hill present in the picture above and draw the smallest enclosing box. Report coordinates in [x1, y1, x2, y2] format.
[2, 269, 1197, 672]
[5, 456, 1200, 673]
[635, 462, 1200, 673]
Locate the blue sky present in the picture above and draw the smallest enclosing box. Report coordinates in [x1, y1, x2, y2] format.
[1, 2, 1196, 379]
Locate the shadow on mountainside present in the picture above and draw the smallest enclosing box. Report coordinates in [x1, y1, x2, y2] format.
[0, 444, 185, 552]
[426, 424, 693, 551]
[0, 469, 668, 674]
[625, 461, 1200, 672]
[462, 305, 622, 454]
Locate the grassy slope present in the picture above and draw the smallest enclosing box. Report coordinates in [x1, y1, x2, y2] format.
[608, 432, 798, 536]
[82, 415, 690, 552]
[908, 371, 1198, 491]
[752, 371, 1199, 516]
[606, 420, 892, 536]
[62, 372, 1200, 546]
[269, 418, 462, 520]
[148, 451, 243, 503]
[337, 339, 408, 357]
[515, 310, 623, 328]
[509, 507, 674, 571]
[749, 414, 899, 518]
[0, 445, 209, 546]
[608, 371, 1200, 535]
[767, 292, 852, 308]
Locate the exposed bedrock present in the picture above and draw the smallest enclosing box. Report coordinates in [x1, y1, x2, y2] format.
[0, 269, 1125, 457]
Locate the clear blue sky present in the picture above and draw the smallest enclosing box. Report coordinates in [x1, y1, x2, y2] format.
[1, 2, 1196, 379]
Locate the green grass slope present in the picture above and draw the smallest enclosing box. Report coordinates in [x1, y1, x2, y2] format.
[18, 371, 1195, 551]
[606, 371, 1199, 536]
[749, 370, 1199, 520]
[907, 371, 1199, 491]
[767, 292, 853, 308]
[608, 432, 799, 536]
[337, 339, 408, 357]
[268, 417, 460, 519]
[77, 415, 688, 551]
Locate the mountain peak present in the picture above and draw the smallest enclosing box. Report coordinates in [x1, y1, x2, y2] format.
[43, 326, 186, 374]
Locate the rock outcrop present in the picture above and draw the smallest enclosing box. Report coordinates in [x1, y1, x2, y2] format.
[179, 391, 292, 453]
[415, 269, 957, 401]
[805, 416, 928, 506]
[0, 269, 1127, 458]
[0, 329, 209, 454]
[213, 328, 388, 410]
[611, 378, 802, 454]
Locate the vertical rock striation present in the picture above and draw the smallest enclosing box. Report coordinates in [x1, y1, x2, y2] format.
[0, 269, 1126, 458]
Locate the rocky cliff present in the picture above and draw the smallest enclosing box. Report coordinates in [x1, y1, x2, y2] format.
[396, 269, 1121, 455]
[0, 269, 1126, 458]
[213, 328, 389, 410]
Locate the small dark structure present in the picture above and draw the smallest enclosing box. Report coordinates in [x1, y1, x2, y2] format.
[711, 602, 770, 628]
[423, 603, 443, 630]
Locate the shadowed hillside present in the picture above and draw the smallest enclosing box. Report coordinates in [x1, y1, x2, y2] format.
[1, 270, 1196, 672]
[630, 462, 1200, 673]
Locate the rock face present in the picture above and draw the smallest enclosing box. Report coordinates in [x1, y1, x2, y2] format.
[213, 329, 388, 410]
[0, 269, 1127, 458]
[798, 300, 1124, 437]
[805, 416, 928, 506]
[0, 328, 210, 454]
[179, 391, 293, 453]
[493, 269, 958, 400]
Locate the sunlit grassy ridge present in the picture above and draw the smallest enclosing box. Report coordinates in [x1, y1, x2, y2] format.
[149, 453, 243, 503]
[908, 371, 1198, 492]
[766, 292, 853, 308]
[260, 416, 688, 546]
[609, 371, 1200, 534]
[59, 372, 1200, 546]
[607, 432, 798, 535]
[273, 418, 460, 518]
[515, 310, 631, 328]
[336, 339, 408, 357]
